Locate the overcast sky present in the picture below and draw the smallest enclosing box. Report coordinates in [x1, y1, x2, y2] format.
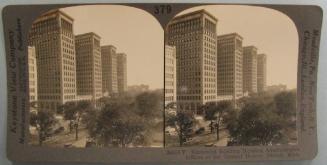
[178, 5, 298, 89]
[61, 5, 297, 89]
[62, 5, 164, 89]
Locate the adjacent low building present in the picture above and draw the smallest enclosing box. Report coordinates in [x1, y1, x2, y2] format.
[165, 45, 177, 105]
[28, 46, 38, 103]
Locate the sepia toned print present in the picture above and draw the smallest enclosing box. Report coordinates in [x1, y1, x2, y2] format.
[27, 5, 164, 148]
[164, 5, 297, 147]
[3, 3, 322, 163]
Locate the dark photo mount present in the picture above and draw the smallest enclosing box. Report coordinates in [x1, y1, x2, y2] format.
[2, 3, 323, 163]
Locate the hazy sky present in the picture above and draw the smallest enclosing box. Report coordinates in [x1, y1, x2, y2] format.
[61, 5, 297, 89]
[62, 5, 164, 89]
[178, 5, 298, 89]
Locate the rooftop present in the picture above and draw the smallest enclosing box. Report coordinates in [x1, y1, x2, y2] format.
[101, 45, 117, 50]
[75, 32, 101, 39]
[37, 9, 74, 21]
[172, 9, 218, 22]
[217, 33, 243, 40]
[243, 45, 258, 51]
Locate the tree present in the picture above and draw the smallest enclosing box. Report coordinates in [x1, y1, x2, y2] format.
[87, 90, 164, 147]
[203, 101, 233, 140]
[30, 109, 57, 146]
[112, 114, 145, 147]
[226, 101, 284, 146]
[273, 90, 297, 143]
[166, 111, 195, 146]
[90, 102, 121, 147]
[273, 90, 296, 119]
[226, 90, 298, 146]
[62, 100, 92, 140]
[135, 91, 162, 120]
[134, 91, 163, 144]
[89, 100, 146, 147]
[82, 106, 99, 141]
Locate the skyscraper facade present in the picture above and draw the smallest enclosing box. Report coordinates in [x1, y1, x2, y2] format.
[165, 45, 177, 105]
[243, 46, 258, 94]
[217, 33, 243, 101]
[28, 10, 76, 111]
[257, 53, 267, 93]
[166, 10, 218, 111]
[101, 45, 118, 96]
[117, 53, 127, 94]
[28, 46, 38, 103]
[75, 32, 103, 100]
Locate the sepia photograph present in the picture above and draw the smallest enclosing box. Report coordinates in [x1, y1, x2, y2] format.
[3, 2, 323, 163]
[27, 5, 164, 148]
[164, 5, 298, 147]
[27, 4, 299, 149]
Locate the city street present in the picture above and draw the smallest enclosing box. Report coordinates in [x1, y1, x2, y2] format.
[43, 128, 88, 148]
[165, 114, 230, 147]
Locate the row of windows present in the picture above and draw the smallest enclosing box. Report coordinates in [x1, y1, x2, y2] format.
[165, 96, 175, 101]
[39, 95, 61, 100]
[29, 88, 36, 93]
[165, 58, 174, 65]
[204, 89, 216, 94]
[165, 73, 174, 79]
[165, 89, 174, 93]
[204, 19, 216, 33]
[178, 95, 201, 100]
[30, 18, 58, 35]
[64, 95, 75, 100]
[64, 89, 75, 93]
[168, 18, 202, 34]
[204, 95, 216, 100]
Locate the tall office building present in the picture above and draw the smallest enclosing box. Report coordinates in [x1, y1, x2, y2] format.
[75, 32, 103, 100]
[166, 10, 218, 111]
[217, 33, 243, 101]
[28, 10, 76, 111]
[243, 46, 258, 94]
[28, 46, 38, 103]
[101, 45, 118, 96]
[117, 53, 127, 94]
[165, 45, 177, 105]
[257, 53, 267, 93]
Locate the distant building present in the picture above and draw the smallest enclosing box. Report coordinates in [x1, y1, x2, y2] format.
[257, 54, 267, 93]
[117, 53, 127, 94]
[165, 45, 177, 105]
[101, 45, 118, 96]
[28, 10, 76, 111]
[75, 32, 103, 100]
[166, 10, 218, 111]
[217, 33, 243, 102]
[266, 84, 287, 94]
[127, 84, 149, 96]
[74, 95, 93, 102]
[243, 46, 258, 94]
[28, 46, 38, 103]
[128, 84, 149, 91]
